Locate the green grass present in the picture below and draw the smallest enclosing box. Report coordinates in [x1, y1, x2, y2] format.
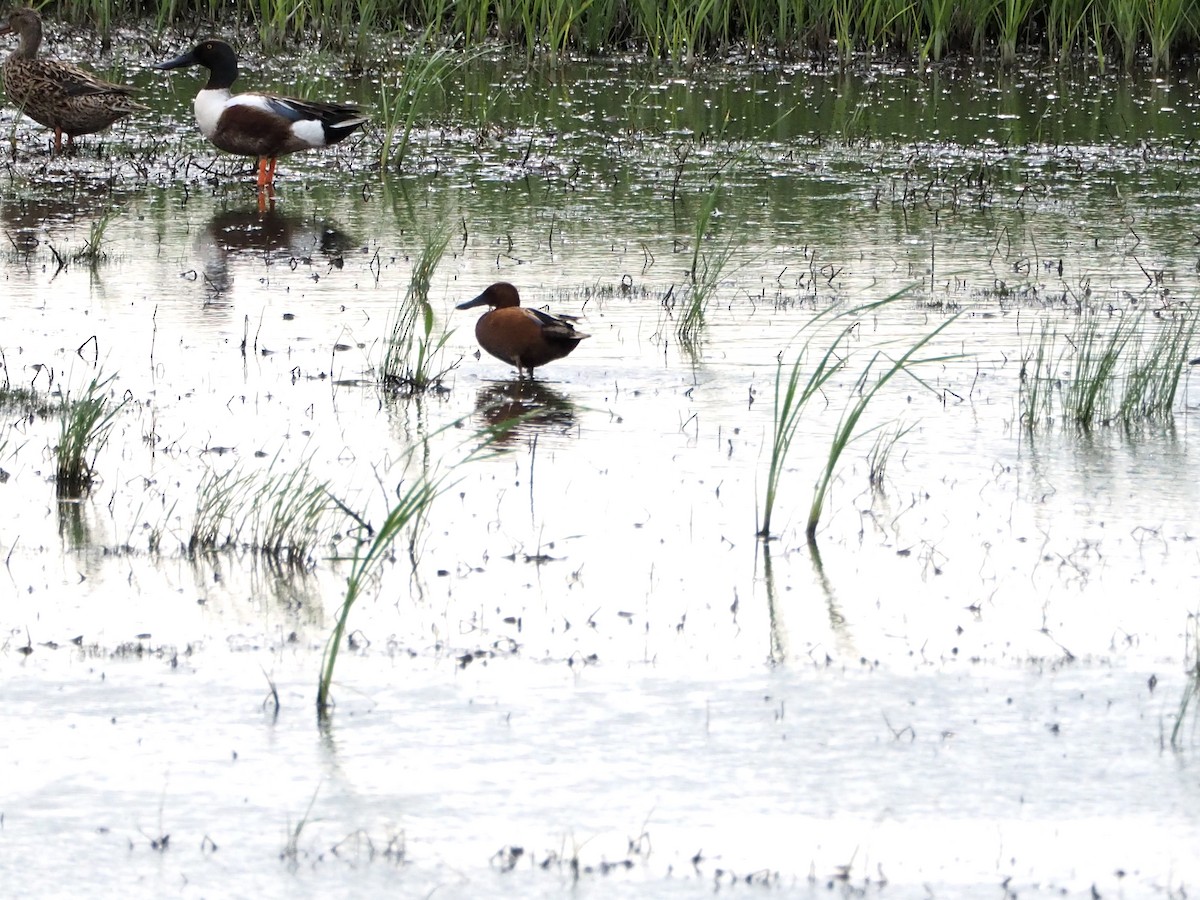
[55, 371, 127, 498]
[190, 452, 346, 567]
[1020, 308, 1198, 430]
[317, 469, 440, 719]
[674, 185, 737, 351]
[867, 420, 914, 492]
[757, 290, 959, 543]
[805, 306, 959, 542]
[316, 426, 500, 719]
[1170, 612, 1200, 750]
[376, 36, 472, 171]
[37, 0, 1200, 66]
[380, 220, 455, 394]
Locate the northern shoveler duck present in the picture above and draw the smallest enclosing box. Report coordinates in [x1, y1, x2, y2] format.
[154, 39, 367, 192]
[0, 8, 145, 155]
[457, 282, 590, 378]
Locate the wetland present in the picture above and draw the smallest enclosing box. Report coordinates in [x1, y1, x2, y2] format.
[2, 19, 1200, 898]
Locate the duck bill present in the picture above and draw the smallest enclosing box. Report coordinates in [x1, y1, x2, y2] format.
[456, 294, 491, 310]
[154, 49, 199, 71]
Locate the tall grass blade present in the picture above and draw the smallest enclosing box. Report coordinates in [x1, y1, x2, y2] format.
[56, 371, 127, 498]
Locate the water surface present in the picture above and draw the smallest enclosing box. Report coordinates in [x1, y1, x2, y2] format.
[2, 36, 1199, 897]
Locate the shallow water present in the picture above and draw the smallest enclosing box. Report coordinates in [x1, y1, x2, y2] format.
[2, 32, 1200, 897]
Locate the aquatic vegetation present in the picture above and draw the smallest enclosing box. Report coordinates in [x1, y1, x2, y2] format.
[806, 308, 958, 542]
[71, 207, 119, 268]
[758, 293, 958, 542]
[317, 420, 506, 718]
[758, 308, 858, 541]
[1170, 612, 1200, 750]
[376, 38, 470, 171]
[381, 221, 455, 393]
[55, 371, 127, 498]
[317, 467, 440, 718]
[867, 421, 914, 492]
[675, 185, 738, 351]
[32, 0, 1200, 66]
[190, 452, 346, 566]
[1020, 308, 1199, 429]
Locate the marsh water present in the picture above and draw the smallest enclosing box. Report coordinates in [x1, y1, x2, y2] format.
[3, 30, 1200, 897]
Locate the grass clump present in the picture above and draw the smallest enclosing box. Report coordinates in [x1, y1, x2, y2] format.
[758, 291, 959, 543]
[316, 425, 500, 719]
[317, 468, 440, 719]
[673, 185, 741, 353]
[41, 0, 1200, 68]
[55, 371, 127, 498]
[380, 221, 455, 394]
[190, 452, 346, 567]
[377, 37, 471, 171]
[1020, 307, 1199, 430]
[1170, 612, 1200, 750]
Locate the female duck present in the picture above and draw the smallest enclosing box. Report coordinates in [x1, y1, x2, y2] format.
[457, 283, 590, 378]
[0, 8, 145, 155]
[155, 40, 366, 190]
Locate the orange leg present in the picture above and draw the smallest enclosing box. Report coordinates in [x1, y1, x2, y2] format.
[256, 157, 269, 188]
[264, 157, 278, 187]
[53, 127, 63, 157]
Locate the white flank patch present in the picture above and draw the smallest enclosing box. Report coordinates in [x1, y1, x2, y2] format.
[194, 89, 232, 140]
[290, 118, 327, 147]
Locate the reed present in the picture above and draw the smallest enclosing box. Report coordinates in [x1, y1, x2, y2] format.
[72, 208, 119, 269]
[380, 221, 454, 394]
[1061, 312, 1133, 427]
[55, 371, 126, 498]
[1018, 317, 1058, 429]
[867, 421, 914, 492]
[922, 0, 955, 60]
[377, 37, 469, 171]
[31, 0, 1200, 66]
[1046, 0, 1090, 62]
[1170, 613, 1200, 750]
[1142, 0, 1189, 71]
[758, 307, 859, 540]
[1108, 0, 1142, 68]
[806, 307, 958, 542]
[675, 187, 735, 349]
[316, 469, 440, 718]
[190, 452, 344, 567]
[1021, 308, 1197, 429]
[995, 0, 1036, 65]
[1117, 308, 1199, 423]
[758, 291, 959, 541]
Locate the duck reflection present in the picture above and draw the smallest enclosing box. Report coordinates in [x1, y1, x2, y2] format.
[199, 205, 356, 294]
[3, 193, 116, 255]
[475, 380, 578, 444]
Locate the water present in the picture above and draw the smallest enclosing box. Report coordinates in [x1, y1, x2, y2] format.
[2, 31, 1200, 897]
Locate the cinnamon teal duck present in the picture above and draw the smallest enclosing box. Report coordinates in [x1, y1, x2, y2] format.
[457, 282, 590, 378]
[0, 8, 145, 155]
[154, 39, 367, 192]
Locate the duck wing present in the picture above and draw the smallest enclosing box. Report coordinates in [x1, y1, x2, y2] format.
[41, 59, 137, 99]
[527, 307, 590, 341]
[260, 94, 367, 129]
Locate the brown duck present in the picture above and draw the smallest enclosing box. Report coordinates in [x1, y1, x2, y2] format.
[457, 282, 590, 378]
[0, 8, 145, 155]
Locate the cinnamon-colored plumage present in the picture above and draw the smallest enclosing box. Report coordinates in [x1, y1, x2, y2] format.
[457, 283, 589, 378]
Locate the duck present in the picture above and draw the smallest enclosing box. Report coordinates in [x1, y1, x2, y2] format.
[0, 7, 146, 155]
[457, 282, 590, 378]
[154, 39, 367, 192]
